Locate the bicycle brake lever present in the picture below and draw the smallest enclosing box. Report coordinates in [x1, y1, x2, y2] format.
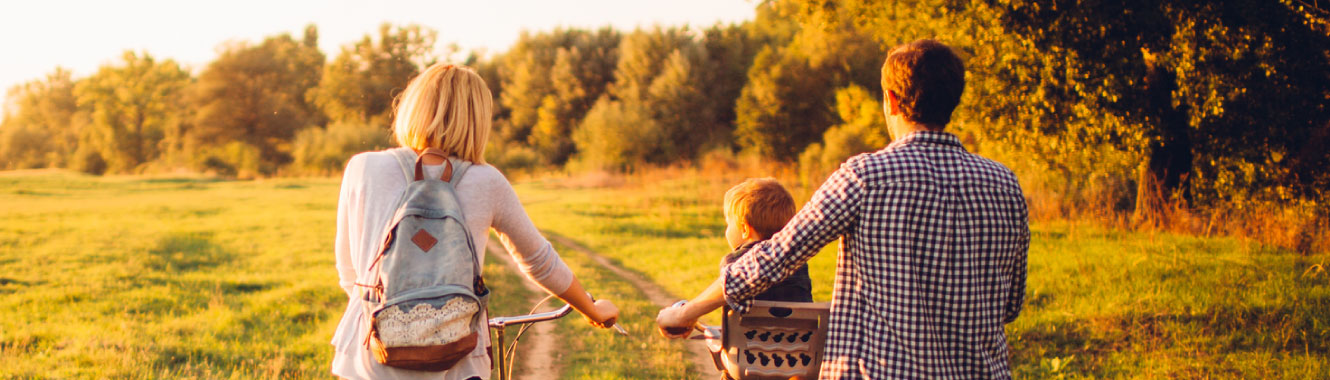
[689, 322, 720, 340]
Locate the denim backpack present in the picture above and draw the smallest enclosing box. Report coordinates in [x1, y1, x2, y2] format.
[359, 147, 489, 371]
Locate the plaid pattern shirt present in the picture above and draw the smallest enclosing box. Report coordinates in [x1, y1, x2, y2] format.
[723, 131, 1029, 379]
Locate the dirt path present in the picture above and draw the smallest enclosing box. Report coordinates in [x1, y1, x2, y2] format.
[545, 234, 716, 378]
[485, 239, 563, 380]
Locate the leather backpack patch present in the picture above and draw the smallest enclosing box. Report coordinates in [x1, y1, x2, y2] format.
[411, 229, 438, 251]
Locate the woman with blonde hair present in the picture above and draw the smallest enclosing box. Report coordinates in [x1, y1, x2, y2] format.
[331, 63, 619, 380]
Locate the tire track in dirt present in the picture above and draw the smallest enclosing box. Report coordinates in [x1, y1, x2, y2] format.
[544, 233, 715, 378]
[486, 238, 563, 380]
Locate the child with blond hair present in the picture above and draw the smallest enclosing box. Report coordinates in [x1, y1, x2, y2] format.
[719, 178, 812, 302]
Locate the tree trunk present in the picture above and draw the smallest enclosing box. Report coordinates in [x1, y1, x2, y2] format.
[1134, 59, 1193, 225]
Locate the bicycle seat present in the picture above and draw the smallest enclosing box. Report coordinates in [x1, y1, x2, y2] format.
[703, 300, 830, 380]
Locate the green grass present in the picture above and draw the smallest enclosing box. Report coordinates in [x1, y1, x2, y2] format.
[0, 170, 343, 378]
[0, 170, 704, 379]
[2, 169, 1327, 378]
[543, 238, 695, 379]
[1008, 222, 1330, 378]
[0, 170, 538, 378]
[512, 172, 1330, 379]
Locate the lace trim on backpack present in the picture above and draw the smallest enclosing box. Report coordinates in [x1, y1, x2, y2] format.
[376, 297, 479, 347]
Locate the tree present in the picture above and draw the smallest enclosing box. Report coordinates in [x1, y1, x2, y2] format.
[643, 49, 714, 160]
[573, 98, 663, 170]
[607, 27, 697, 104]
[309, 23, 437, 125]
[983, 1, 1330, 214]
[790, 0, 1149, 215]
[798, 84, 889, 184]
[528, 47, 589, 164]
[74, 51, 190, 173]
[291, 121, 395, 175]
[0, 68, 81, 169]
[498, 49, 551, 142]
[697, 22, 772, 149]
[733, 1, 879, 161]
[497, 28, 620, 164]
[734, 45, 835, 160]
[190, 26, 325, 170]
[571, 26, 723, 167]
[792, 0, 1330, 217]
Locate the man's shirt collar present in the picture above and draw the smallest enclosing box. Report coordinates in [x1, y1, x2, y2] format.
[888, 130, 965, 150]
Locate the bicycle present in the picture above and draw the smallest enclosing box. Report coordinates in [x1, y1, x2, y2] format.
[487, 294, 628, 380]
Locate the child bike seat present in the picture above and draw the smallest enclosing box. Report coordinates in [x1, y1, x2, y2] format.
[701, 300, 830, 380]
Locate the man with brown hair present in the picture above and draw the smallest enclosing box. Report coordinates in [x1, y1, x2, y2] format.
[658, 39, 1030, 379]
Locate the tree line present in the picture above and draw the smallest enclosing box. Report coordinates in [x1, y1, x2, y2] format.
[2, 0, 1328, 218]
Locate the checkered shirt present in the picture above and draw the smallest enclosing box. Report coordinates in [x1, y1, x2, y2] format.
[723, 131, 1030, 379]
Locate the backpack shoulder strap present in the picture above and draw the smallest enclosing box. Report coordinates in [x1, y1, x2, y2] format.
[387, 147, 416, 183]
[445, 157, 473, 187]
[362, 148, 416, 301]
[440, 157, 488, 298]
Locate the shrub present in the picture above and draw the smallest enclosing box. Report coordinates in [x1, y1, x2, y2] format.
[198, 141, 266, 179]
[485, 139, 541, 174]
[291, 122, 395, 175]
[572, 98, 664, 171]
[72, 147, 107, 175]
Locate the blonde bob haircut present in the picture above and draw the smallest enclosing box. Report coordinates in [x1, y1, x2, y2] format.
[393, 63, 492, 163]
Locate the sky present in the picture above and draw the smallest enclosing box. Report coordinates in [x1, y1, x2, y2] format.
[0, 0, 758, 102]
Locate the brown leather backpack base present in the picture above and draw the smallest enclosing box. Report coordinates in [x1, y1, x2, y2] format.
[370, 329, 479, 372]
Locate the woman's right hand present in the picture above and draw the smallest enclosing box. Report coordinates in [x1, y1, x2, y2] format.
[585, 299, 619, 328]
[557, 277, 620, 329]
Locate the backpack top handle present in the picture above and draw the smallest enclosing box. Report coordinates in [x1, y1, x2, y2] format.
[413, 148, 455, 182]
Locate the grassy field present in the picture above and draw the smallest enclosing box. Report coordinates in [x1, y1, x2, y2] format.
[0, 170, 345, 378]
[0, 170, 694, 379]
[2, 169, 1327, 378]
[0, 170, 560, 378]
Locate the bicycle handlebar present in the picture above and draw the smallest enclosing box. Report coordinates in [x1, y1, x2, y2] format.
[487, 295, 625, 380]
[487, 301, 628, 335]
[487, 303, 574, 328]
[663, 300, 715, 337]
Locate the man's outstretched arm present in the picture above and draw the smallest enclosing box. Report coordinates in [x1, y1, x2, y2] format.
[722, 161, 864, 314]
[656, 161, 866, 336]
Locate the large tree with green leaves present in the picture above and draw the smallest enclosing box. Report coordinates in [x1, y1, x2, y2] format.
[309, 23, 436, 125]
[497, 28, 620, 164]
[74, 51, 190, 173]
[792, 0, 1330, 216]
[734, 45, 834, 161]
[190, 25, 325, 169]
[696, 20, 784, 149]
[574, 26, 719, 168]
[0, 68, 82, 169]
[798, 84, 889, 184]
[734, 1, 881, 161]
[991, 0, 1330, 214]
